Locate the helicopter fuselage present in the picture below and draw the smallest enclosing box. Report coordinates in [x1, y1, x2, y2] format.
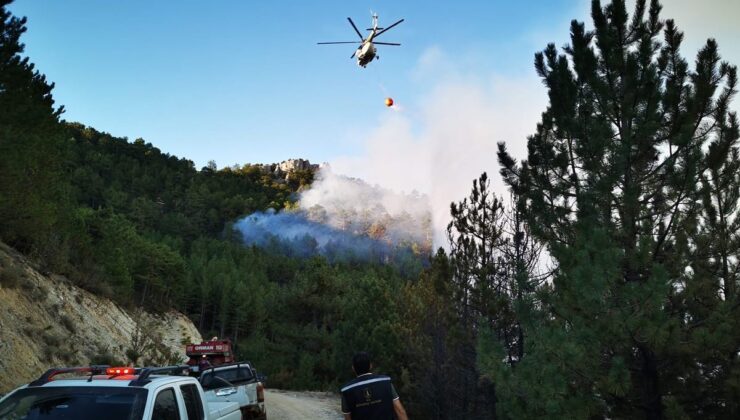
[356, 41, 377, 67]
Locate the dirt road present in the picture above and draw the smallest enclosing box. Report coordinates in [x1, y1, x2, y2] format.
[265, 389, 344, 420]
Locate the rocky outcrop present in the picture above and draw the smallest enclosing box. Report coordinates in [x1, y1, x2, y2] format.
[251, 159, 322, 183]
[277, 159, 319, 173]
[0, 242, 202, 393]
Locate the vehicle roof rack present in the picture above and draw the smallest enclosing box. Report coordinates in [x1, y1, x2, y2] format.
[129, 365, 191, 387]
[29, 366, 110, 387]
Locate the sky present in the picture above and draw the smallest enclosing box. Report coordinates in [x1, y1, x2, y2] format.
[9, 0, 740, 243]
[10, 0, 582, 168]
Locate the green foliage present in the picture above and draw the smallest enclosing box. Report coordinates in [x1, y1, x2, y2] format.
[89, 346, 125, 367]
[0, 0, 68, 264]
[0, 264, 25, 288]
[0, 1, 426, 410]
[7, 1, 740, 418]
[59, 314, 77, 333]
[493, 0, 740, 417]
[30, 283, 48, 301]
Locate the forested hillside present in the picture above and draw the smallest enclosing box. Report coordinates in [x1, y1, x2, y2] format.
[0, 0, 423, 401]
[3, 0, 740, 419]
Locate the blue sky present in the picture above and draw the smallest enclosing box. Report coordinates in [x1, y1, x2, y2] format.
[12, 0, 740, 242]
[9, 0, 584, 169]
[9, 0, 740, 216]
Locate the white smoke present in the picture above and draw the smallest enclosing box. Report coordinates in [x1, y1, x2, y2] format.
[277, 1, 740, 253]
[330, 48, 547, 247]
[233, 168, 432, 261]
[298, 168, 431, 247]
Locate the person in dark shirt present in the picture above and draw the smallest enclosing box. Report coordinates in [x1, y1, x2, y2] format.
[340, 352, 409, 420]
[198, 355, 211, 372]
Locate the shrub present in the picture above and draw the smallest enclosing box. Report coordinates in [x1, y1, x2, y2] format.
[42, 331, 63, 348]
[0, 253, 11, 268]
[41, 345, 57, 363]
[126, 348, 142, 365]
[60, 314, 77, 333]
[89, 346, 124, 366]
[0, 265, 25, 288]
[31, 285, 48, 301]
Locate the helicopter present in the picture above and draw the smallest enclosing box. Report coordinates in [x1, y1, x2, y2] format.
[318, 13, 404, 68]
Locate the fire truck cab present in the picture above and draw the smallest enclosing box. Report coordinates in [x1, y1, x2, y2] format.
[186, 339, 234, 373]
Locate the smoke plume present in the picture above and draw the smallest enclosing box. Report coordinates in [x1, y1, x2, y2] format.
[236, 49, 547, 256]
[234, 168, 432, 262]
[237, 4, 738, 256]
[332, 49, 548, 247]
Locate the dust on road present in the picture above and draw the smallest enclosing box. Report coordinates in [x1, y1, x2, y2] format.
[265, 389, 344, 420]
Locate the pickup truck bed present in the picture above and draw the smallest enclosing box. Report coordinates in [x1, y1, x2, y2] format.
[201, 362, 267, 420]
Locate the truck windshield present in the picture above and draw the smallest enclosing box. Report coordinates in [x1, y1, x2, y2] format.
[0, 386, 147, 420]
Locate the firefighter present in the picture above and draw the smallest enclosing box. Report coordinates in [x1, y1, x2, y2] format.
[198, 354, 211, 372]
[340, 352, 408, 420]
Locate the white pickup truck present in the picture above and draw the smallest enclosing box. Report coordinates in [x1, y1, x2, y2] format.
[199, 362, 267, 420]
[0, 366, 242, 420]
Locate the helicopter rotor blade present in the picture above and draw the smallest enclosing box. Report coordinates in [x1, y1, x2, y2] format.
[317, 41, 363, 44]
[351, 51, 356, 59]
[347, 17, 364, 40]
[373, 42, 401, 46]
[374, 19, 404, 38]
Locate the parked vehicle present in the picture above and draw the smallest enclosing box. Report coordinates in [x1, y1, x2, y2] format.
[186, 339, 235, 374]
[200, 362, 267, 420]
[0, 366, 243, 420]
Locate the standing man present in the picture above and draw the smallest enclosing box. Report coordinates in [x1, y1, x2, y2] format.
[198, 354, 211, 372]
[340, 352, 409, 420]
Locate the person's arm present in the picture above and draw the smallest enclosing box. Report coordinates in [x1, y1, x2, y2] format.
[393, 399, 409, 420]
[389, 383, 408, 420]
[341, 392, 352, 420]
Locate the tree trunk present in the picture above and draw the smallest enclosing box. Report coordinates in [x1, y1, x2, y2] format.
[639, 345, 663, 419]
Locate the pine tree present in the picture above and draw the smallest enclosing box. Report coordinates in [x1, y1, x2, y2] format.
[496, 0, 739, 417]
[0, 0, 67, 261]
[446, 172, 507, 418]
[681, 70, 740, 415]
[445, 172, 545, 418]
[403, 249, 455, 419]
[448, 173, 543, 418]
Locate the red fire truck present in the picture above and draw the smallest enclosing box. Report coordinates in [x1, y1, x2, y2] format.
[186, 338, 234, 373]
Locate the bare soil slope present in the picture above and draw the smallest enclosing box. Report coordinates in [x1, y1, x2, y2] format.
[0, 242, 202, 392]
